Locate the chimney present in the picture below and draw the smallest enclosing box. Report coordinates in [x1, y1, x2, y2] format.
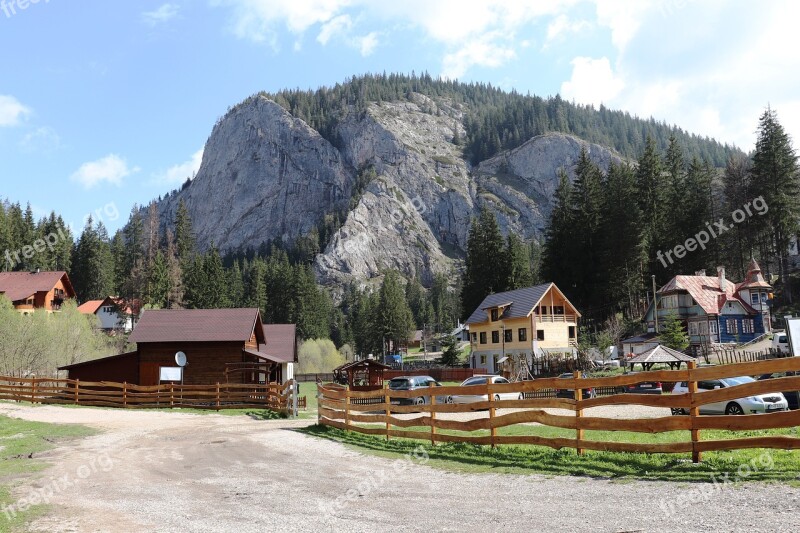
[717, 266, 726, 291]
[694, 269, 706, 276]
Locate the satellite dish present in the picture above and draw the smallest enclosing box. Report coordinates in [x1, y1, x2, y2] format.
[175, 351, 187, 367]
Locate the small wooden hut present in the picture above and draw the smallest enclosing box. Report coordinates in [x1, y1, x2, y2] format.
[627, 344, 695, 371]
[332, 360, 390, 391]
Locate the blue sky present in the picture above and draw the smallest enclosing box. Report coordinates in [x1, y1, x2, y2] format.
[1, 0, 798, 235]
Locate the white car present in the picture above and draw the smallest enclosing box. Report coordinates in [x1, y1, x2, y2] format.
[671, 376, 788, 415]
[773, 332, 789, 354]
[448, 375, 523, 404]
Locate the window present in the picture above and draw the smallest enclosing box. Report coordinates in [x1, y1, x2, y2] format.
[493, 355, 499, 368]
[471, 332, 477, 343]
[569, 326, 576, 339]
[761, 292, 768, 302]
[709, 321, 718, 334]
[742, 319, 754, 334]
[537, 329, 545, 341]
[494, 377, 510, 384]
[480, 355, 487, 365]
[689, 322, 698, 336]
[479, 332, 487, 344]
[541, 306, 548, 315]
[492, 330, 500, 343]
[553, 306, 565, 315]
[518, 328, 527, 342]
[490, 308, 499, 321]
[726, 319, 738, 334]
[504, 329, 513, 342]
[751, 293, 759, 305]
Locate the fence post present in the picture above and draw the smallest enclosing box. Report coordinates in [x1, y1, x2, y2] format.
[74, 379, 80, 405]
[688, 360, 701, 463]
[488, 382, 496, 448]
[345, 388, 351, 432]
[429, 382, 437, 446]
[170, 383, 174, 408]
[31, 380, 37, 404]
[123, 382, 127, 408]
[215, 383, 221, 410]
[384, 381, 391, 441]
[575, 370, 584, 456]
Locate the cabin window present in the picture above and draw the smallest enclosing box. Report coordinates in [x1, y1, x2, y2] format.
[726, 319, 738, 334]
[761, 292, 768, 302]
[518, 328, 527, 342]
[662, 295, 679, 309]
[471, 332, 477, 343]
[492, 331, 500, 344]
[742, 319, 754, 334]
[537, 329, 545, 341]
[553, 306, 564, 315]
[750, 293, 759, 305]
[479, 332, 487, 344]
[504, 329, 513, 342]
[569, 326, 576, 339]
[709, 321, 718, 334]
[541, 306, 548, 315]
[490, 309, 499, 321]
[480, 355, 487, 365]
[689, 322, 698, 336]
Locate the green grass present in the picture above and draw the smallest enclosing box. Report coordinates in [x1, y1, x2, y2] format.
[0, 415, 94, 532]
[299, 424, 800, 484]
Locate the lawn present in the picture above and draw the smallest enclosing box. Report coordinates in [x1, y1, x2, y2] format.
[300, 423, 800, 484]
[0, 415, 94, 533]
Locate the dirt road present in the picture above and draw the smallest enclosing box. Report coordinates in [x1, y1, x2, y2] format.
[1, 403, 798, 532]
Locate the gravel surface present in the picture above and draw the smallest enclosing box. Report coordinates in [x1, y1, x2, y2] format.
[1, 403, 798, 533]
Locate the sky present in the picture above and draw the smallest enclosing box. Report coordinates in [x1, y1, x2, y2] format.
[1, 0, 799, 235]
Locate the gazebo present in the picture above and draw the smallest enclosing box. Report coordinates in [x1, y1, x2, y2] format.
[627, 344, 696, 371]
[332, 359, 390, 391]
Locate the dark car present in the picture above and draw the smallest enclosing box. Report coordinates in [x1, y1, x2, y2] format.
[388, 376, 447, 406]
[619, 373, 663, 395]
[758, 371, 800, 410]
[555, 372, 596, 399]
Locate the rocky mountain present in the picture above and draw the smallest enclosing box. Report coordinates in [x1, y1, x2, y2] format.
[153, 77, 719, 290]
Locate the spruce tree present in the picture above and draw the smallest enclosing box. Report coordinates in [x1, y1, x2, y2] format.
[461, 208, 505, 318]
[543, 168, 575, 294]
[379, 271, 415, 355]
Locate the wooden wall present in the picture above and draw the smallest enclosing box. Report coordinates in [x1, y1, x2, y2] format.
[138, 341, 246, 385]
[66, 352, 139, 384]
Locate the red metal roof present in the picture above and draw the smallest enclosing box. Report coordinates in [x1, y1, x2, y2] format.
[658, 275, 756, 315]
[0, 271, 75, 302]
[77, 297, 115, 315]
[129, 308, 262, 343]
[259, 324, 297, 363]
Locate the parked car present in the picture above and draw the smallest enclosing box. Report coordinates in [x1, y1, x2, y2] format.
[388, 376, 447, 405]
[772, 332, 789, 354]
[555, 372, 596, 399]
[671, 376, 788, 415]
[448, 375, 523, 404]
[619, 372, 663, 395]
[758, 371, 800, 410]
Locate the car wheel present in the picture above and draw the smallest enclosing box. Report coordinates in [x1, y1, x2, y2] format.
[414, 396, 425, 405]
[494, 394, 501, 402]
[725, 403, 744, 415]
[670, 408, 687, 416]
[518, 393, 525, 400]
[446, 396, 453, 404]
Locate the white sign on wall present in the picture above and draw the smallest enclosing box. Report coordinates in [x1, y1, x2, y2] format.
[159, 366, 183, 382]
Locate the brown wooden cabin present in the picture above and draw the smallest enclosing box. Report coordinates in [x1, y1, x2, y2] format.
[332, 359, 390, 391]
[59, 308, 297, 385]
[0, 270, 75, 313]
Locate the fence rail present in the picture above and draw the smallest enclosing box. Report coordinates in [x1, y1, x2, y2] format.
[0, 376, 294, 411]
[317, 358, 800, 462]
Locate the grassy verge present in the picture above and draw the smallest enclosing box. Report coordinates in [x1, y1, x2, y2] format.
[0, 415, 94, 533]
[299, 424, 800, 484]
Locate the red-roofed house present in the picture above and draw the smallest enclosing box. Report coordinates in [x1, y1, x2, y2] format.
[644, 261, 772, 353]
[77, 296, 140, 332]
[0, 270, 75, 314]
[59, 308, 297, 385]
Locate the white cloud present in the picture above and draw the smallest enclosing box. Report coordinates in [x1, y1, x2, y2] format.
[358, 31, 378, 56]
[544, 14, 590, 48]
[0, 95, 31, 127]
[594, 0, 652, 52]
[70, 155, 139, 189]
[19, 126, 61, 153]
[142, 3, 180, 26]
[442, 32, 517, 80]
[560, 56, 624, 108]
[317, 14, 352, 45]
[153, 148, 204, 185]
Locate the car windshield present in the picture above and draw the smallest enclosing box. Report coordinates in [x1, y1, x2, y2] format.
[462, 377, 487, 386]
[723, 376, 756, 386]
[389, 379, 411, 390]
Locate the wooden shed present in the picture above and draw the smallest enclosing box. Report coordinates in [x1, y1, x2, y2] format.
[333, 360, 390, 391]
[59, 309, 297, 385]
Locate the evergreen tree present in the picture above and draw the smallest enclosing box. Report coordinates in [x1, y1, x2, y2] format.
[461, 208, 505, 319]
[71, 218, 114, 301]
[543, 168, 575, 293]
[174, 199, 195, 265]
[570, 147, 604, 309]
[503, 233, 534, 290]
[244, 257, 268, 317]
[636, 136, 666, 277]
[379, 271, 415, 355]
[661, 313, 689, 352]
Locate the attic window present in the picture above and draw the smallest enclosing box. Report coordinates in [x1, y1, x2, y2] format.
[490, 309, 499, 321]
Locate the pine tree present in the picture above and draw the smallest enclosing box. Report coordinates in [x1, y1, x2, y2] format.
[503, 233, 533, 290]
[71, 218, 114, 301]
[461, 208, 505, 319]
[164, 229, 184, 308]
[636, 136, 666, 276]
[661, 313, 689, 352]
[379, 271, 415, 355]
[244, 257, 268, 317]
[174, 199, 195, 265]
[570, 147, 604, 309]
[543, 168, 575, 293]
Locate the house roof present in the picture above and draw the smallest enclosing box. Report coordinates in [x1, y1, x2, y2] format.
[627, 344, 696, 364]
[77, 296, 116, 315]
[58, 351, 138, 371]
[621, 332, 660, 344]
[0, 271, 75, 302]
[259, 324, 297, 363]
[129, 308, 263, 343]
[738, 258, 772, 289]
[243, 347, 286, 364]
[465, 283, 581, 324]
[334, 359, 390, 372]
[658, 275, 757, 315]
[410, 329, 423, 342]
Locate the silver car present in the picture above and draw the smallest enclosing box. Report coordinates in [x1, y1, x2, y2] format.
[671, 376, 788, 415]
[448, 375, 523, 404]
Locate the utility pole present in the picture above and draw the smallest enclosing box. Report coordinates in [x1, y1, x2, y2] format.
[652, 275, 659, 333]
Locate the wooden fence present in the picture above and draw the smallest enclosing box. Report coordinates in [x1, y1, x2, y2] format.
[317, 358, 800, 462]
[0, 376, 294, 412]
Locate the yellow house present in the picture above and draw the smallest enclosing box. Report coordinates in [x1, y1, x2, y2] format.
[465, 283, 581, 374]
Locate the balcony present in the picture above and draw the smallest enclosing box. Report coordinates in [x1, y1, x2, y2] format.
[536, 314, 577, 323]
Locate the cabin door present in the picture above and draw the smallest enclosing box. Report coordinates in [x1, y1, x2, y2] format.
[140, 362, 160, 386]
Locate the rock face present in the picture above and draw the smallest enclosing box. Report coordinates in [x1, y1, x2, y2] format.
[154, 94, 624, 288]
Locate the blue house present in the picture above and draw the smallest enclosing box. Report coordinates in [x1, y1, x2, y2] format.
[643, 260, 772, 354]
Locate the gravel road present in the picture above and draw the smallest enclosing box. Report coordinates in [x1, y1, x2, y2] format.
[1, 403, 798, 533]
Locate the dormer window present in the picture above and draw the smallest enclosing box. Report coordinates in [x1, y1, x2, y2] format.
[750, 293, 759, 305]
[490, 308, 499, 321]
